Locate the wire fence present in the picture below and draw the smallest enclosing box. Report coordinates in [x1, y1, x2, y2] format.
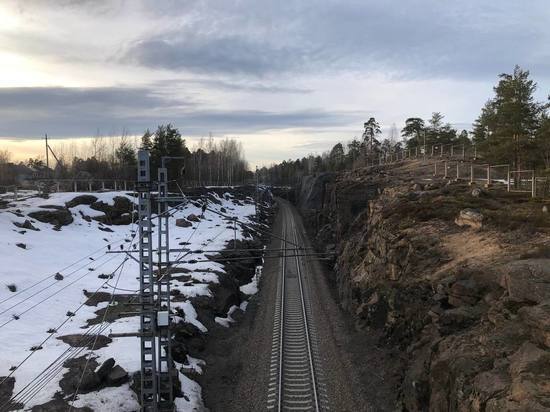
[0, 179, 135, 200]
[362, 142, 549, 199]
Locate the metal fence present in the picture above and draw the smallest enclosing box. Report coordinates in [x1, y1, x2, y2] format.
[365, 144, 549, 199]
[0, 179, 135, 200]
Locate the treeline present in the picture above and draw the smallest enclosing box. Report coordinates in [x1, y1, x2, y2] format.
[0, 125, 252, 187]
[261, 65, 550, 186]
[141, 125, 251, 186]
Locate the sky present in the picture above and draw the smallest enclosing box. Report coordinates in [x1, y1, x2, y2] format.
[0, 0, 549, 166]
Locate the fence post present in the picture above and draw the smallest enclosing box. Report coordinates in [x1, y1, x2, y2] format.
[470, 163, 474, 185]
[474, 144, 477, 160]
[415, 147, 418, 158]
[102, 181, 105, 190]
[13, 187, 18, 201]
[532, 171, 536, 198]
[462, 144, 465, 159]
[451, 145, 454, 157]
[431, 145, 434, 157]
[114, 181, 118, 191]
[507, 167, 511, 192]
[88, 181, 92, 192]
[74, 181, 77, 192]
[444, 161, 448, 179]
[434, 161, 437, 176]
[440, 145, 443, 157]
[56, 182, 60, 192]
[124, 181, 127, 191]
[486, 165, 491, 187]
[456, 162, 460, 180]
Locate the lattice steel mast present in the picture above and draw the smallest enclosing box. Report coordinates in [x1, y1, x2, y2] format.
[136, 150, 158, 411]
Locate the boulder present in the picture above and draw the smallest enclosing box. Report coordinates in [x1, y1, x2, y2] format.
[518, 302, 550, 348]
[13, 220, 39, 231]
[500, 259, 550, 304]
[65, 195, 98, 208]
[106, 365, 128, 386]
[455, 208, 484, 229]
[28, 209, 73, 226]
[438, 306, 482, 335]
[90, 196, 134, 225]
[77, 369, 101, 392]
[471, 187, 484, 197]
[508, 342, 550, 403]
[95, 358, 115, 381]
[210, 274, 240, 316]
[187, 213, 200, 222]
[471, 368, 511, 408]
[31, 399, 92, 412]
[0, 376, 16, 408]
[16, 243, 26, 249]
[509, 341, 550, 376]
[448, 279, 483, 307]
[57, 334, 112, 349]
[176, 218, 192, 228]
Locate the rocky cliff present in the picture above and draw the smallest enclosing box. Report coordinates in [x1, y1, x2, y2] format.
[299, 163, 550, 411]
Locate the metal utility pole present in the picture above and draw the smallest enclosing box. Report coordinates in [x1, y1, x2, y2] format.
[255, 166, 259, 218]
[156, 161, 173, 411]
[136, 150, 157, 411]
[111, 152, 187, 411]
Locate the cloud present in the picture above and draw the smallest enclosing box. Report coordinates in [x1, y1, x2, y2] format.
[116, 0, 550, 80]
[0, 87, 359, 138]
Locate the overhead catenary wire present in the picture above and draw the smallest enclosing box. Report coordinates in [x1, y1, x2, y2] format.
[204, 205, 302, 249]
[0, 257, 130, 410]
[0, 253, 122, 330]
[2, 193, 260, 410]
[68, 254, 130, 411]
[0, 197, 189, 317]
[3, 226, 141, 410]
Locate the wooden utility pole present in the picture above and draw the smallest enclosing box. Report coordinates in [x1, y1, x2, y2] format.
[45, 134, 49, 170]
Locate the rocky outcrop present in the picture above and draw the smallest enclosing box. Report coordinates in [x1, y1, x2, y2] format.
[65, 195, 98, 208]
[455, 208, 484, 229]
[90, 196, 135, 225]
[298, 166, 550, 411]
[28, 208, 73, 226]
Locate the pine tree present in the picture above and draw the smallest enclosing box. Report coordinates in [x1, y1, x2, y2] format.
[141, 129, 153, 151]
[473, 65, 545, 169]
[401, 118, 425, 148]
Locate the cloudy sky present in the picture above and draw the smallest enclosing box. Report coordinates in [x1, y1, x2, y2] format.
[0, 0, 549, 166]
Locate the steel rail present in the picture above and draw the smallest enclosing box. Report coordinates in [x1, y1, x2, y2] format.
[291, 219, 320, 411]
[269, 205, 322, 411]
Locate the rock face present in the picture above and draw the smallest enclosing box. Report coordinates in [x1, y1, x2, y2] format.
[298, 169, 550, 411]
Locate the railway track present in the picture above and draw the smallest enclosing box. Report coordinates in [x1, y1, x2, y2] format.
[267, 207, 328, 411]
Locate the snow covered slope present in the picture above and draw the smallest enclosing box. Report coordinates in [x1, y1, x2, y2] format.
[0, 190, 260, 411]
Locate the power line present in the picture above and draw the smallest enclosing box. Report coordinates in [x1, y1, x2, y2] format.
[0, 258, 130, 410]
[0, 253, 120, 330]
[68, 255, 130, 411]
